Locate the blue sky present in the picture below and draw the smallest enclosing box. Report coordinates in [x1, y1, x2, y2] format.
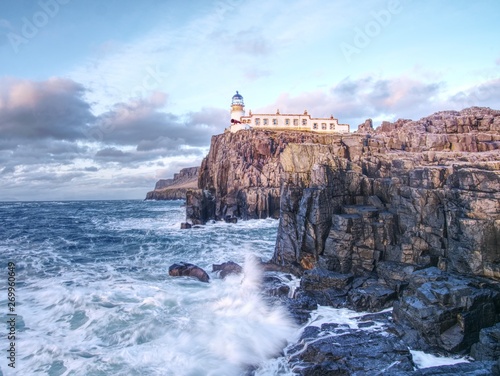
[0, 0, 499, 200]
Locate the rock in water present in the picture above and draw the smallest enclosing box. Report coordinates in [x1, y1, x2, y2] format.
[212, 261, 243, 278]
[168, 262, 210, 282]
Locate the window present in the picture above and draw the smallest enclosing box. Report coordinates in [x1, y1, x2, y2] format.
[302, 119, 307, 126]
[330, 123, 334, 130]
[263, 118, 268, 125]
[293, 119, 299, 126]
[321, 123, 327, 130]
[313, 123, 318, 129]
[255, 118, 260, 126]
[285, 118, 290, 126]
[272, 118, 278, 125]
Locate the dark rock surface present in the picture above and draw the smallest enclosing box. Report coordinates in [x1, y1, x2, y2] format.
[287, 312, 414, 375]
[470, 322, 500, 361]
[212, 261, 243, 278]
[393, 268, 500, 353]
[187, 130, 348, 224]
[384, 362, 497, 376]
[168, 262, 210, 282]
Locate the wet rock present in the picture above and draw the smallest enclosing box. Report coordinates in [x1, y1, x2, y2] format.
[289, 324, 414, 375]
[470, 322, 500, 361]
[262, 275, 291, 297]
[377, 261, 420, 292]
[180, 222, 192, 229]
[168, 262, 210, 283]
[301, 268, 354, 291]
[384, 361, 497, 375]
[283, 295, 318, 325]
[212, 261, 242, 279]
[347, 281, 397, 312]
[185, 189, 216, 225]
[224, 216, 238, 223]
[393, 268, 500, 352]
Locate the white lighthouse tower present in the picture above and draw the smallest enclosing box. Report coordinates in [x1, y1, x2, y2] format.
[229, 91, 246, 133]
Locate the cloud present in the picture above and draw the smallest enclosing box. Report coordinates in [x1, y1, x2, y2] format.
[89, 95, 226, 151]
[258, 72, 500, 128]
[95, 147, 129, 158]
[0, 139, 88, 168]
[0, 77, 95, 141]
[244, 68, 272, 81]
[330, 76, 443, 117]
[448, 78, 500, 110]
[258, 75, 446, 126]
[0, 76, 222, 181]
[0, 76, 217, 200]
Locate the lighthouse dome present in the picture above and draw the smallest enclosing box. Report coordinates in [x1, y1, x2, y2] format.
[231, 91, 244, 106]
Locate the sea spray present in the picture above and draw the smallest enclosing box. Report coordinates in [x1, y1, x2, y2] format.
[0, 200, 289, 375]
[199, 254, 297, 370]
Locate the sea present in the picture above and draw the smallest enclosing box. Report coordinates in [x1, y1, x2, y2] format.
[0, 200, 469, 376]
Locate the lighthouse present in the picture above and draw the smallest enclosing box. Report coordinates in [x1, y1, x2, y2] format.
[229, 91, 246, 133]
[227, 91, 350, 134]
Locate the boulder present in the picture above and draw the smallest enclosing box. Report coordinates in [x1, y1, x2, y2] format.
[212, 261, 243, 279]
[168, 262, 210, 283]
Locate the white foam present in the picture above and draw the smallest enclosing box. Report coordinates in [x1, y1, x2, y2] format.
[10, 226, 294, 375]
[410, 350, 470, 369]
[2, 201, 297, 375]
[305, 305, 391, 331]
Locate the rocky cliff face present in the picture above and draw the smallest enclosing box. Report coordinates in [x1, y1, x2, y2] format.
[270, 107, 500, 359]
[188, 107, 500, 279]
[145, 167, 199, 200]
[187, 130, 345, 223]
[273, 107, 500, 280]
[187, 107, 500, 361]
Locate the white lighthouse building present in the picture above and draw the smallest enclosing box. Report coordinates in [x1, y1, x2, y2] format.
[229, 91, 247, 133]
[228, 91, 349, 134]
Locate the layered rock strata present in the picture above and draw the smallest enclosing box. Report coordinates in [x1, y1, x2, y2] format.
[273, 107, 500, 280]
[186, 131, 345, 223]
[145, 167, 199, 200]
[187, 107, 500, 363]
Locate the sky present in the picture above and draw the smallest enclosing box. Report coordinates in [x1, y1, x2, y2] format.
[0, 0, 499, 201]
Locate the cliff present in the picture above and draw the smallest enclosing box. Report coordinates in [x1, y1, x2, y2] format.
[273, 107, 500, 279]
[186, 131, 348, 223]
[145, 167, 199, 200]
[271, 106, 500, 362]
[186, 107, 500, 365]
